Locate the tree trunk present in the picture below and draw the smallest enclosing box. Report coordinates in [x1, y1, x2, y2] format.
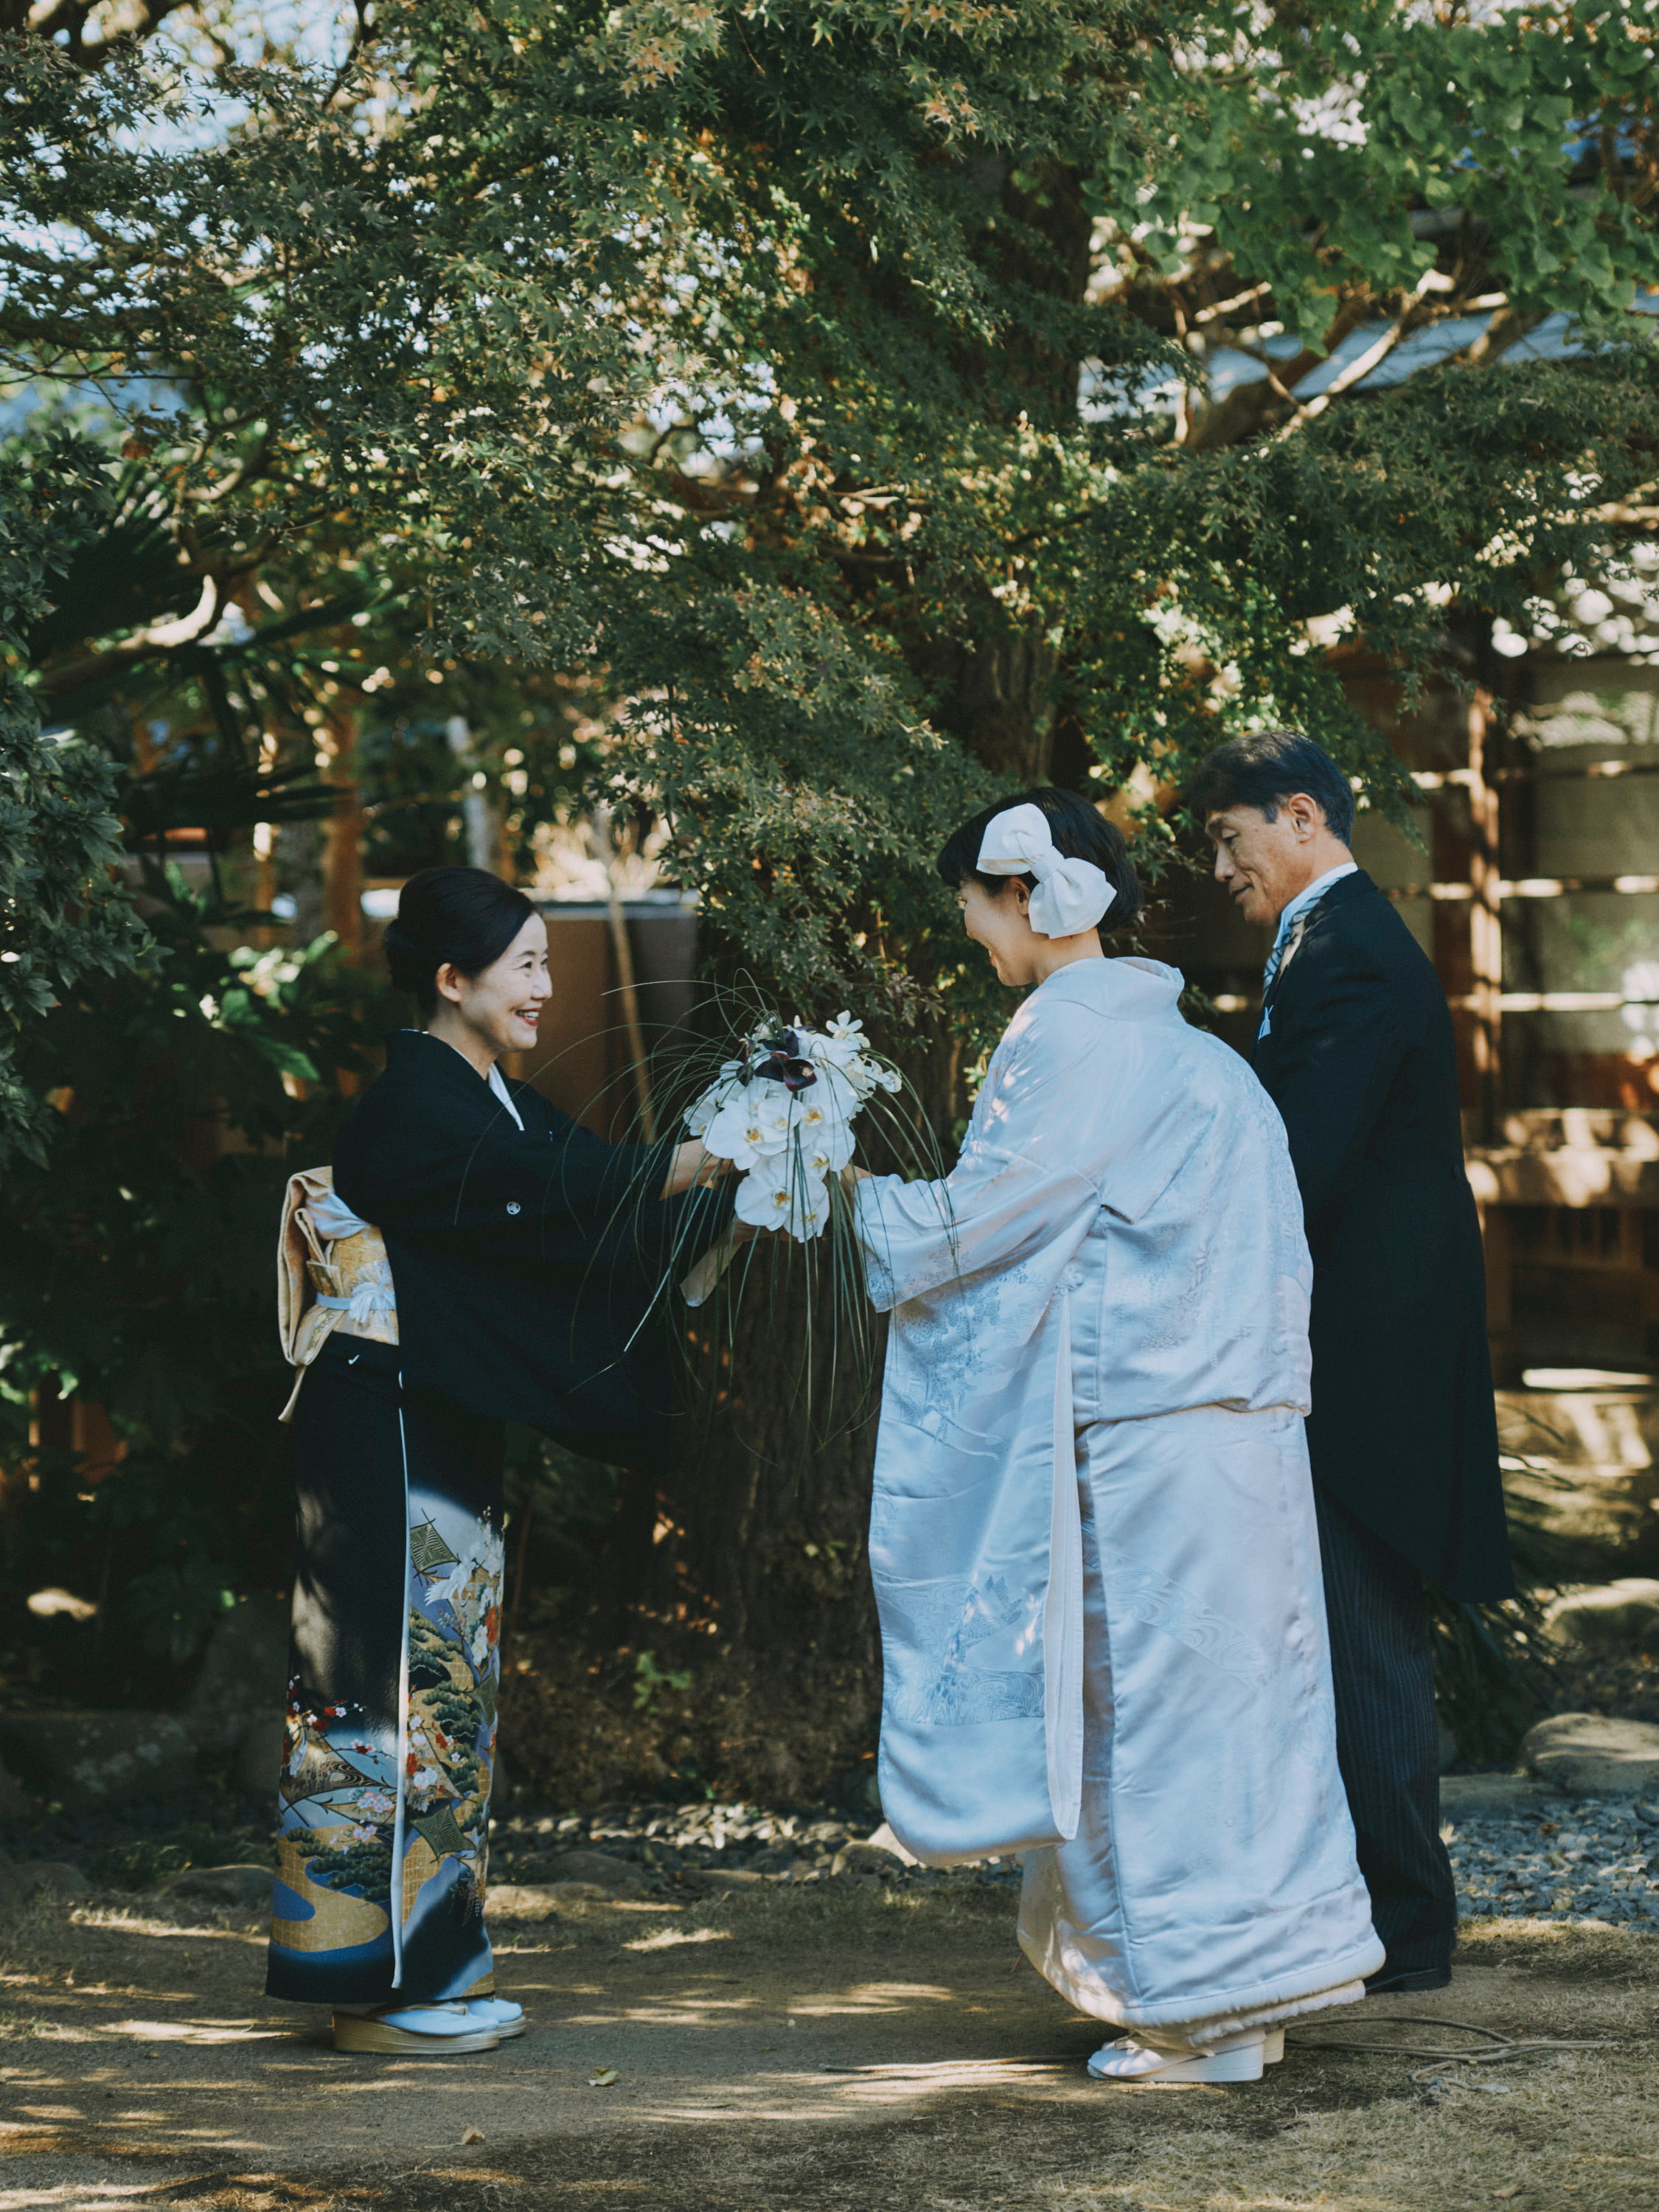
[906, 629, 1059, 786]
[641, 160, 1094, 1789]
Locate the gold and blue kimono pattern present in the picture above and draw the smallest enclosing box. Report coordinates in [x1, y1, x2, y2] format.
[268, 1341, 504, 2006]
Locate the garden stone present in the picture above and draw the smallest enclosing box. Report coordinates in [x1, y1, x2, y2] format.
[1520, 1712, 1659, 1795]
[540, 1849, 655, 1896]
[748, 1845, 799, 1874]
[490, 1882, 606, 1917]
[185, 1596, 290, 1753]
[234, 1714, 285, 1800]
[1439, 1775, 1559, 1819]
[0, 1860, 91, 1909]
[679, 1867, 765, 1892]
[157, 1864, 273, 1910]
[0, 1713, 195, 1811]
[831, 1840, 905, 1879]
[1545, 1580, 1659, 1651]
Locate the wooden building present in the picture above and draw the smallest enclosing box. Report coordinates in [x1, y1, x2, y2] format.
[1155, 652, 1659, 1574]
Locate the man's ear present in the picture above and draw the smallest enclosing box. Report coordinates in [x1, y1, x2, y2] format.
[1284, 792, 1325, 840]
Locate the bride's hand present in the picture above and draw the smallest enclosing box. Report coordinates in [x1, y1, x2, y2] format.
[841, 1164, 872, 1186]
[661, 1140, 730, 1198]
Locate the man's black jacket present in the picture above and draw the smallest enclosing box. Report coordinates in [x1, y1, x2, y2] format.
[335, 1030, 721, 1467]
[1252, 870, 1514, 1600]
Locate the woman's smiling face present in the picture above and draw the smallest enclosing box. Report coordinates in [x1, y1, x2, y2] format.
[959, 876, 1042, 987]
[435, 912, 552, 1057]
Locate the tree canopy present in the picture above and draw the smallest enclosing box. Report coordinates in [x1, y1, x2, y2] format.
[7, 0, 1658, 1018]
[4, 0, 1658, 1688]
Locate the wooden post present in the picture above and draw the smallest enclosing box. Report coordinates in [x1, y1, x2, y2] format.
[1467, 689, 1503, 1145]
[321, 711, 363, 956]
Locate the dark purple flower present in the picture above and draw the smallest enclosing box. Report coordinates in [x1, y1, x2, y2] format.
[748, 1029, 818, 1092]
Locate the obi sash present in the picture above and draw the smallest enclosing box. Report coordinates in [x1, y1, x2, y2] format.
[277, 1166, 399, 1422]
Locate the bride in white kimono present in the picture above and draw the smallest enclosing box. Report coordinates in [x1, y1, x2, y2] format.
[852, 791, 1385, 2084]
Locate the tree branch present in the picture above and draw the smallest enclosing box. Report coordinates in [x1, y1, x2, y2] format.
[21, 0, 195, 68]
[38, 573, 223, 698]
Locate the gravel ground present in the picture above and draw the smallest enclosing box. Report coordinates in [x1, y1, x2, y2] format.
[1445, 1795, 1659, 1924]
[498, 1792, 1659, 1929]
[12, 1778, 1658, 1930]
[490, 1797, 1025, 1892]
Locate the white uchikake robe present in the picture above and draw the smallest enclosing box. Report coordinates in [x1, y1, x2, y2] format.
[855, 956, 1384, 2046]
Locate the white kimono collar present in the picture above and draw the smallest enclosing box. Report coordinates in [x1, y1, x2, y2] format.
[1029, 955, 1186, 1023]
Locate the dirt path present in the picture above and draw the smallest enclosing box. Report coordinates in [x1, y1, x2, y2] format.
[1, 1885, 1655, 2210]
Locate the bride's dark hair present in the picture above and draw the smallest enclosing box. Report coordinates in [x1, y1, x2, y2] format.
[383, 866, 536, 1015]
[937, 787, 1143, 931]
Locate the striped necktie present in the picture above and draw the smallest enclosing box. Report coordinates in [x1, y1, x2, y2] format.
[1262, 897, 1325, 998]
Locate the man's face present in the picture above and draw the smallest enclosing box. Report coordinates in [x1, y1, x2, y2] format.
[1206, 801, 1319, 928]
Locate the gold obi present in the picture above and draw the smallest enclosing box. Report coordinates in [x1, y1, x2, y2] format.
[276, 1166, 398, 1422]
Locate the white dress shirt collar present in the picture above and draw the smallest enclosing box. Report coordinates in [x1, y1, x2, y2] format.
[1270, 860, 1359, 955]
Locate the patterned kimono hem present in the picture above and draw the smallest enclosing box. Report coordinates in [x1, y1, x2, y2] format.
[266, 1335, 504, 2008]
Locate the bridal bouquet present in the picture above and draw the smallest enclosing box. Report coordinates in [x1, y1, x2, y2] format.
[685, 1013, 902, 1243]
[609, 988, 941, 1430]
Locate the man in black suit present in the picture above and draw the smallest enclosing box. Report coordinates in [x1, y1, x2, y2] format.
[1187, 730, 1513, 1994]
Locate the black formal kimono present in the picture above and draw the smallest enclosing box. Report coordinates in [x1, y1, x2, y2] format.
[1252, 866, 1512, 1986]
[267, 1032, 717, 2011]
[1252, 870, 1512, 1601]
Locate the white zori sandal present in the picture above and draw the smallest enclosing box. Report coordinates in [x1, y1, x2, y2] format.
[1088, 2026, 1286, 2084]
[333, 2001, 501, 2055]
[462, 1997, 526, 2039]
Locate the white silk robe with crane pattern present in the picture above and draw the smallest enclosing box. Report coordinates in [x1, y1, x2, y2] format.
[854, 956, 1383, 2039]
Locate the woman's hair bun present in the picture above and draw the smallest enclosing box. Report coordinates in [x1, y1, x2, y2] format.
[380, 919, 430, 996]
[384, 868, 537, 1015]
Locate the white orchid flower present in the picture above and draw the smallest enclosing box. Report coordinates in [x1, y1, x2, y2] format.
[813, 1012, 872, 1071]
[704, 1090, 792, 1168]
[793, 1089, 855, 1169]
[801, 1134, 850, 1178]
[734, 1150, 832, 1240]
[808, 1057, 859, 1113]
[684, 1091, 720, 1137]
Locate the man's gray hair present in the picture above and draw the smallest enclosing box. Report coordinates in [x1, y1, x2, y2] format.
[1186, 731, 1356, 846]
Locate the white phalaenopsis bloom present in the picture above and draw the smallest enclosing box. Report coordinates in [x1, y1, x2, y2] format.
[703, 1089, 791, 1168]
[733, 1147, 833, 1241]
[682, 1013, 903, 1249]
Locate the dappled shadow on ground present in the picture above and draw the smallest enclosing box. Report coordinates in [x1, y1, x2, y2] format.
[0, 1891, 1655, 2210]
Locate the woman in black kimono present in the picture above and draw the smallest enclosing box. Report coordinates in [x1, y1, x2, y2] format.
[268, 866, 722, 2056]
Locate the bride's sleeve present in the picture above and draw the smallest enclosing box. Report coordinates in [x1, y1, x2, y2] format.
[852, 1001, 1194, 1312]
[852, 1002, 1113, 1308]
[853, 1142, 1102, 1313]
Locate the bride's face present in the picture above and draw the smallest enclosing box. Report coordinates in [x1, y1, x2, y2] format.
[959, 877, 1041, 987]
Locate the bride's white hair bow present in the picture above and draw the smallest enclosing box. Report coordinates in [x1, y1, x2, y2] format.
[975, 801, 1116, 938]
